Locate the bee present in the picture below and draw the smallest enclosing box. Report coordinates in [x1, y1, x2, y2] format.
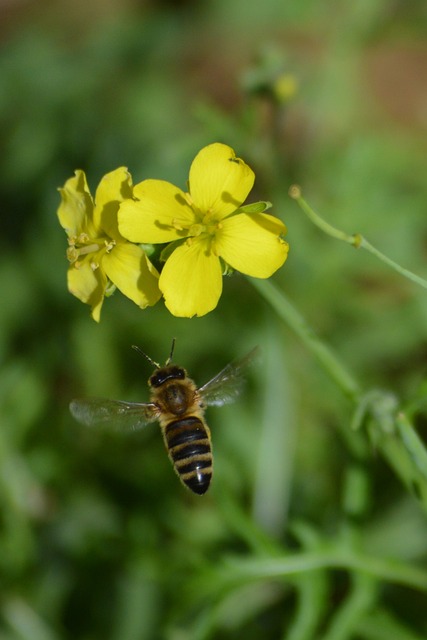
[70, 341, 259, 495]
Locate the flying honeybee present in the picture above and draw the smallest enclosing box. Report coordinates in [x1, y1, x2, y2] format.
[69, 341, 259, 495]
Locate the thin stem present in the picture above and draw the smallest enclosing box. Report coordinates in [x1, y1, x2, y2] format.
[322, 572, 378, 640]
[222, 551, 427, 592]
[285, 571, 329, 640]
[289, 185, 427, 291]
[249, 278, 368, 460]
[289, 185, 356, 245]
[359, 236, 427, 291]
[249, 278, 361, 402]
[250, 278, 427, 508]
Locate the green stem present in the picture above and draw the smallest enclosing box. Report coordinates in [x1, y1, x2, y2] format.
[322, 572, 378, 640]
[289, 186, 427, 291]
[222, 551, 427, 592]
[249, 278, 361, 402]
[359, 237, 427, 291]
[250, 278, 427, 510]
[369, 411, 427, 509]
[289, 185, 355, 245]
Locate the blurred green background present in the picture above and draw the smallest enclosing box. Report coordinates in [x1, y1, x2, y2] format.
[1, 0, 427, 638]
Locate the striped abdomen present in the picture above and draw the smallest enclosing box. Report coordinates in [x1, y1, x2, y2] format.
[164, 416, 212, 495]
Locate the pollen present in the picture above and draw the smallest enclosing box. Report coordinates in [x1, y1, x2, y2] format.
[66, 246, 78, 263]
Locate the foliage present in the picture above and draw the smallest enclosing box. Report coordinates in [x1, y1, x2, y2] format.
[1, 1, 427, 638]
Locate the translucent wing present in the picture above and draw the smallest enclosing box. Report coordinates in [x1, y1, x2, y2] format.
[69, 398, 159, 432]
[198, 346, 260, 407]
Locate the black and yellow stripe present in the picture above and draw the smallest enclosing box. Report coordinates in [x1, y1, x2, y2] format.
[164, 416, 212, 495]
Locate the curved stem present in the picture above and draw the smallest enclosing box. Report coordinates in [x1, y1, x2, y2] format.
[222, 550, 427, 592]
[249, 278, 361, 402]
[289, 185, 427, 291]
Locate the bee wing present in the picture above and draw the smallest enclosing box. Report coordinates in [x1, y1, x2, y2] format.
[69, 398, 159, 432]
[198, 346, 260, 407]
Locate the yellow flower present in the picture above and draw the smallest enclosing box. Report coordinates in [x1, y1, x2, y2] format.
[57, 167, 161, 321]
[118, 143, 289, 317]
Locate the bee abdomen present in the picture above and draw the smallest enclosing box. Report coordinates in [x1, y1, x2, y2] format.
[165, 417, 212, 495]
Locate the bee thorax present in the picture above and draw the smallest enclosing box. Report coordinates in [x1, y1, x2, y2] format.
[161, 383, 192, 415]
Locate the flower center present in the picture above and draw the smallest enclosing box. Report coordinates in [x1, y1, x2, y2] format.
[186, 212, 222, 238]
[67, 233, 115, 270]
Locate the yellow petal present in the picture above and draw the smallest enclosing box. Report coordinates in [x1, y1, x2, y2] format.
[216, 213, 289, 278]
[58, 170, 94, 236]
[189, 143, 255, 219]
[93, 167, 133, 240]
[67, 262, 106, 322]
[159, 238, 222, 317]
[119, 179, 195, 243]
[102, 242, 161, 309]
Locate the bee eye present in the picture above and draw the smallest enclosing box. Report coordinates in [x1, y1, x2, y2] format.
[171, 366, 185, 379]
[150, 373, 161, 387]
[150, 366, 186, 387]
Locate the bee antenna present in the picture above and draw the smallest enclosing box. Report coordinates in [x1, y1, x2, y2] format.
[165, 337, 176, 365]
[132, 345, 160, 369]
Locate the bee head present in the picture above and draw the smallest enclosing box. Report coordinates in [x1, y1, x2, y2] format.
[149, 365, 186, 388]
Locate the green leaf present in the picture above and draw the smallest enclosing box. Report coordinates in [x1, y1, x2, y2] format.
[235, 201, 272, 214]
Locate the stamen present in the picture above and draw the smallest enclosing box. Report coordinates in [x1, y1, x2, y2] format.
[188, 223, 204, 237]
[202, 208, 215, 223]
[67, 247, 78, 263]
[79, 243, 101, 255]
[184, 192, 194, 207]
[66, 239, 103, 265]
[172, 218, 185, 231]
